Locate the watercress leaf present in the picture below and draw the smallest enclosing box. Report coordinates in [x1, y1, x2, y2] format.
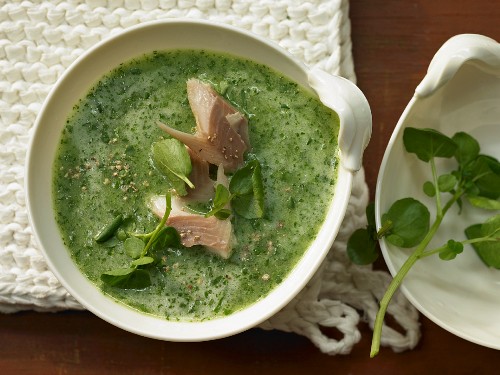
[439, 249, 456, 261]
[205, 184, 232, 219]
[437, 174, 457, 192]
[386, 234, 405, 247]
[482, 155, 500, 174]
[480, 214, 500, 238]
[153, 226, 181, 249]
[465, 223, 500, 269]
[101, 267, 151, 289]
[100, 236, 119, 248]
[346, 228, 379, 265]
[131, 256, 155, 266]
[382, 197, 430, 248]
[230, 160, 265, 219]
[251, 161, 265, 216]
[229, 161, 256, 195]
[452, 131, 480, 166]
[447, 239, 464, 253]
[102, 267, 135, 277]
[403, 127, 457, 162]
[124, 236, 145, 259]
[423, 181, 436, 197]
[469, 155, 500, 199]
[151, 139, 194, 196]
[439, 239, 464, 261]
[116, 229, 128, 241]
[467, 196, 500, 210]
[464, 180, 480, 196]
[213, 184, 231, 206]
[123, 269, 151, 289]
[214, 209, 232, 220]
[231, 193, 263, 219]
[101, 268, 151, 289]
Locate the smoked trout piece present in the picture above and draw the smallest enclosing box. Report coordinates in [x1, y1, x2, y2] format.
[158, 79, 250, 172]
[149, 193, 234, 259]
[150, 164, 233, 259]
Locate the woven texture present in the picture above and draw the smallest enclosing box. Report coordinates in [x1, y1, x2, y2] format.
[0, 0, 420, 355]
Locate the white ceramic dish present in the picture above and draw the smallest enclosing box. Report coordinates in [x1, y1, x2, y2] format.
[376, 34, 500, 349]
[26, 20, 371, 341]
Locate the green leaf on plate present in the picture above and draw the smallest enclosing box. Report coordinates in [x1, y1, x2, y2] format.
[467, 196, 500, 210]
[423, 181, 436, 197]
[439, 239, 464, 261]
[438, 174, 457, 192]
[481, 214, 500, 238]
[465, 220, 500, 269]
[381, 197, 430, 248]
[466, 155, 500, 199]
[452, 131, 480, 166]
[403, 127, 457, 162]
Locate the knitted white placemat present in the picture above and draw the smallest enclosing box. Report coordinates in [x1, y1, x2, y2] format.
[0, 0, 420, 355]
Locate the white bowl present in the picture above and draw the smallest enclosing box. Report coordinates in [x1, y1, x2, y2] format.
[376, 34, 500, 349]
[26, 20, 371, 341]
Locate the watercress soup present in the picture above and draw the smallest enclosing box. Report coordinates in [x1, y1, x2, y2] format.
[53, 50, 340, 321]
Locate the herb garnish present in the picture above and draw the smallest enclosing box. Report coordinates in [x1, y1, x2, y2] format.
[151, 138, 194, 196]
[204, 184, 232, 219]
[97, 159, 266, 287]
[204, 160, 265, 220]
[347, 127, 500, 357]
[99, 193, 180, 289]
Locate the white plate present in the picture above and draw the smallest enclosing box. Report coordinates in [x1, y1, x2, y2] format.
[376, 34, 500, 349]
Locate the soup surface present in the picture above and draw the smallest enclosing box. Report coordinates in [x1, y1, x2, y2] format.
[53, 50, 340, 321]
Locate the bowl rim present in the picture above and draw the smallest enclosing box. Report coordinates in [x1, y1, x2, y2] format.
[26, 18, 354, 341]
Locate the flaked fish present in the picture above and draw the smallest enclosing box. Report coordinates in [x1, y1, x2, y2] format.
[149, 193, 234, 259]
[158, 79, 250, 172]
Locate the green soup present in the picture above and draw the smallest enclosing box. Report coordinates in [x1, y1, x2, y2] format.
[53, 50, 340, 321]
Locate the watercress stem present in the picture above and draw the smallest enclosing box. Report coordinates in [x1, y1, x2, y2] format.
[141, 193, 171, 258]
[419, 237, 500, 259]
[370, 189, 463, 357]
[430, 158, 443, 216]
[370, 216, 440, 357]
[376, 220, 393, 239]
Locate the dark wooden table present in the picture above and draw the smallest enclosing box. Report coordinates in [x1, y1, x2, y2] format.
[2, 1, 500, 373]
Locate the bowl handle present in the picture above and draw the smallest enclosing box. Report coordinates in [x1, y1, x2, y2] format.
[308, 68, 372, 172]
[416, 34, 500, 98]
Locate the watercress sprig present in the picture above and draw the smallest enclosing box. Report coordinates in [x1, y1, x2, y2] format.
[347, 127, 500, 357]
[204, 184, 232, 219]
[204, 160, 265, 220]
[99, 193, 180, 289]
